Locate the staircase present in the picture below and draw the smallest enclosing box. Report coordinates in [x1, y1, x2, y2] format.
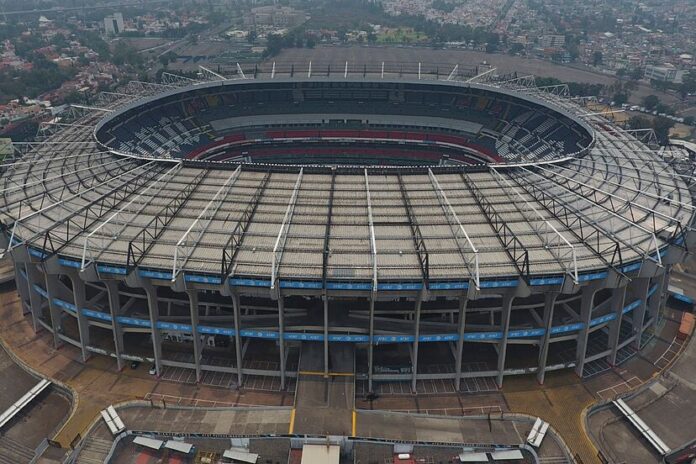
[0, 435, 35, 464]
[76, 437, 113, 464]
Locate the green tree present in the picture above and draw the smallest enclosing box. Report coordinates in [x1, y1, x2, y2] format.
[643, 94, 659, 110]
[592, 50, 603, 66]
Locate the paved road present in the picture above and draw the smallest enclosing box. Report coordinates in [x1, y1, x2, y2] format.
[293, 342, 355, 436]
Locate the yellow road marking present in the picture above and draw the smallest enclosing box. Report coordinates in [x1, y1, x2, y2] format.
[289, 408, 296, 434]
[351, 410, 357, 437]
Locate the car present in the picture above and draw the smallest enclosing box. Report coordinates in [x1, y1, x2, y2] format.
[130, 360, 140, 369]
[149, 365, 157, 375]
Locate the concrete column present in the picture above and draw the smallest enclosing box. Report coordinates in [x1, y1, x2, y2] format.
[323, 294, 329, 378]
[607, 286, 627, 365]
[411, 291, 424, 393]
[43, 273, 64, 349]
[24, 263, 45, 333]
[631, 278, 650, 349]
[232, 292, 244, 386]
[536, 292, 558, 384]
[646, 273, 666, 321]
[187, 289, 202, 382]
[454, 296, 468, 391]
[104, 281, 125, 371]
[277, 295, 286, 390]
[574, 287, 599, 377]
[496, 293, 514, 388]
[14, 261, 30, 316]
[144, 285, 163, 377]
[367, 295, 375, 394]
[70, 276, 91, 362]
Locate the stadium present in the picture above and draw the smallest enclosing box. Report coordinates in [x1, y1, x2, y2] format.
[2, 69, 694, 395]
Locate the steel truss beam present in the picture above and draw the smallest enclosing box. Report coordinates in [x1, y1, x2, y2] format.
[81, 163, 182, 270]
[396, 174, 429, 284]
[501, 168, 625, 272]
[490, 168, 579, 281]
[198, 66, 225, 82]
[2, 155, 131, 216]
[462, 172, 529, 281]
[427, 169, 480, 288]
[172, 166, 242, 279]
[271, 169, 304, 291]
[13, 161, 161, 259]
[364, 169, 378, 291]
[221, 170, 272, 280]
[321, 170, 337, 287]
[466, 67, 497, 83]
[4, 157, 129, 224]
[160, 72, 199, 86]
[127, 170, 208, 271]
[534, 164, 689, 249]
[519, 166, 662, 265]
[3, 157, 136, 256]
[560, 151, 696, 212]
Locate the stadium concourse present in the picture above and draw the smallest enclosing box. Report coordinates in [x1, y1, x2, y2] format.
[1, 64, 695, 406]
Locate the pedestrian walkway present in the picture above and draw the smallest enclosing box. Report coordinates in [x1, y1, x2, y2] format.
[292, 342, 355, 436]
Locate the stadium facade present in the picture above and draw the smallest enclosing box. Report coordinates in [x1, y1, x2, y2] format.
[2, 73, 694, 393]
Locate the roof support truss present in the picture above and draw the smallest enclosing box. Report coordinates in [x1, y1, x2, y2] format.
[321, 170, 337, 287]
[504, 168, 627, 271]
[539, 163, 691, 246]
[172, 165, 242, 279]
[427, 169, 480, 288]
[519, 166, 662, 265]
[271, 168, 304, 290]
[221, 170, 272, 280]
[490, 168, 579, 281]
[80, 163, 182, 270]
[364, 169, 378, 292]
[462, 172, 530, 281]
[127, 169, 208, 271]
[396, 174, 429, 284]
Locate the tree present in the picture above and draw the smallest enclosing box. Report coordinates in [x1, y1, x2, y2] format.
[247, 30, 257, 44]
[612, 92, 628, 106]
[678, 71, 696, 99]
[652, 116, 674, 145]
[643, 94, 659, 110]
[684, 116, 695, 126]
[592, 50, 603, 66]
[306, 37, 316, 48]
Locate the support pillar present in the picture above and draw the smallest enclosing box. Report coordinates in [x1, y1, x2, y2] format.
[232, 292, 244, 386]
[25, 263, 45, 333]
[454, 296, 468, 391]
[496, 293, 514, 388]
[646, 274, 665, 322]
[43, 273, 64, 349]
[187, 289, 202, 383]
[631, 278, 650, 349]
[536, 292, 558, 384]
[144, 285, 163, 377]
[70, 276, 91, 362]
[574, 288, 599, 377]
[367, 296, 375, 394]
[14, 261, 30, 316]
[104, 281, 126, 371]
[323, 294, 329, 378]
[410, 291, 424, 393]
[607, 286, 627, 365]
[277, 295, 286, 390]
